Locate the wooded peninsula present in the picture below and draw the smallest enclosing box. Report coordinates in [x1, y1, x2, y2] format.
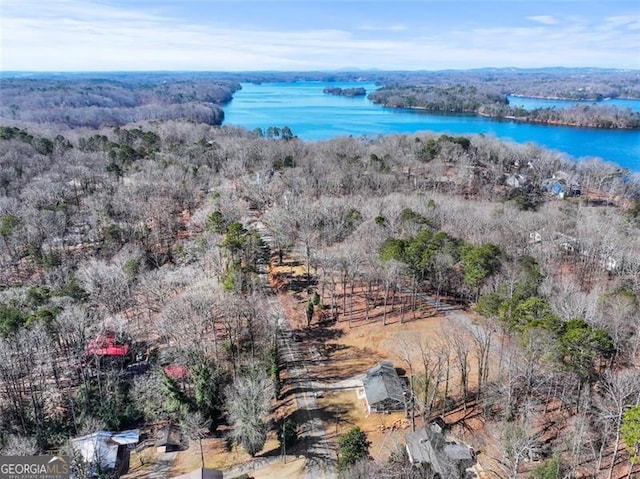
[366, 70, 640, 129]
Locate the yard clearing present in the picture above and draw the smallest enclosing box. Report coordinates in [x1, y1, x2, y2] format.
[268, 252, 514, 477]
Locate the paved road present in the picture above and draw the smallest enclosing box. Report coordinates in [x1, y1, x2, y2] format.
[277, 317, 336, 479]
[251, 218, 336, 478]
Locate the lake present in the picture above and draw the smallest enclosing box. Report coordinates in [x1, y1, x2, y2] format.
[222, 82, 640, 171]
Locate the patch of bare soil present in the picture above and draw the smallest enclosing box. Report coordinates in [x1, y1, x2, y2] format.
[168, 435, 283, 477]
[315, 387, 411, 464]
[244, 456, 307, 479]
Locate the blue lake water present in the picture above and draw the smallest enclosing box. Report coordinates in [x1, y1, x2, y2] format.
[222, 82, 640, 171]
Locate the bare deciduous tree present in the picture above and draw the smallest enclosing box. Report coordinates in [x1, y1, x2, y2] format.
[596, 369, 640, 479]
[226, 365, 272, 456]
[181, 411, 212, 468]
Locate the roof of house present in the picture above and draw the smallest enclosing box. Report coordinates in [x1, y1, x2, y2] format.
[362, 361, 404, 407]
[405, 427, 432, 465]
[86, 336, 129, 357]
[156, 424, 182, 447]
[71, 430, 139, 470]
[170, 468, 223, 479]
[444, 444, 475, 461]
[110, 430, 140, 445]
[163, 364, 189, 379]
[430, 417, 448, 431]
[405, 423, 475, 478]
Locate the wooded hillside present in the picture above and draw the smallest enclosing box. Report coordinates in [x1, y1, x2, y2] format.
[0, 76, 239, 128]
[0, 74, 639, 478]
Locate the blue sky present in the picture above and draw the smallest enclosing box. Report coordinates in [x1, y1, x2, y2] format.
[2, 0, 639, 71]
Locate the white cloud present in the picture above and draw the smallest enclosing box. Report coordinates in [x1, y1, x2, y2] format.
[358, 24, 407, 32]
[528, 15, 559, 25]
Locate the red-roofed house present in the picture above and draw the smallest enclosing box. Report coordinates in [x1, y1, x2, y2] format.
[86, 336, 129, 357]
[163, 365, 189, 379]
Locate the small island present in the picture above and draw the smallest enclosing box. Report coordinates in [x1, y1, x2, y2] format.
[323, 86, 367, 97]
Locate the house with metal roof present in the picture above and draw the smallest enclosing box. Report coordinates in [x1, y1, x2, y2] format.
[362, 361, 405, 414]
[85, 335, 129, 357]
[71, 429, 139, 476]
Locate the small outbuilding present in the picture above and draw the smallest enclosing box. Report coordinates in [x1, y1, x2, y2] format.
[529, 231, 542, 244]
[362, 361, 405, 414]
[601, 255, 618, 272]
[156, 424, 183, 453]
[163, 364, 189, 380]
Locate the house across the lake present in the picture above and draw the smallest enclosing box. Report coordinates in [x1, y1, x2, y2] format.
[362, 361, 405, 414]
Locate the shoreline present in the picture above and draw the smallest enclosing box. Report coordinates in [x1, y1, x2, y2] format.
[378, 104, 639, 130]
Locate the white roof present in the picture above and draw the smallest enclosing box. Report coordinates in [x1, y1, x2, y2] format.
[72, 432, 118, 469]
[111, 430, 140, 445]
[71, 430, 139, 469]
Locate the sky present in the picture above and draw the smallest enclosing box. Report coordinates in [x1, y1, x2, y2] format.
[1, 0, 639, 71]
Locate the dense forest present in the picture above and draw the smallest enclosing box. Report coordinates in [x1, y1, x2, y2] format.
[0, 73, 639, 478]
[138, 68, 640, 100]
[3, 69, 639, 130]
[0, 77, 239, 128]
[368, 84, 508, 113]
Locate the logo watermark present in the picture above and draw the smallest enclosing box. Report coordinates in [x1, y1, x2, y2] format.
[0, 456, 69, 479]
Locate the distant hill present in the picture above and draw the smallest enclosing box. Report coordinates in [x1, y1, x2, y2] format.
[0, 75, 240, 128]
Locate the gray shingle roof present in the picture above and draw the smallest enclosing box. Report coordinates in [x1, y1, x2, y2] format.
[444, 444, 475, 461]
[363, 361, 405, 408]
[406, 422, 476, 478]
